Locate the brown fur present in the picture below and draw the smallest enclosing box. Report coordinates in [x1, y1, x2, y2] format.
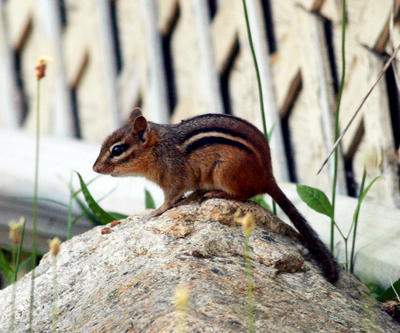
[93, 109, 340, 283]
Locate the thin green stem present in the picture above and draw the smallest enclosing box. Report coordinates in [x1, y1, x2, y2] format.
[13, 221, 26, 282]
[242, 0, 278, 215]
[9, 282, 17, 332]
[344, 238, 348, 272]
[67, 174, 74, 240]
[244, 234, 255, 333]
[51, 255, 59, 332]
[349, 169, 367, 273]
[242, 0, 267, 135]
[29, 78, 41, 332]
[330, 0, 347, 254]
[11, 244, 16, 270]
[272, 200, 277, 215]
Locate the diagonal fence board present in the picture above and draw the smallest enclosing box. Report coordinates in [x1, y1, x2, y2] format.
[0, 0, 399, 208]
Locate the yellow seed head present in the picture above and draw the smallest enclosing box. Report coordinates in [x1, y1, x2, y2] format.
[49, 237, 61, 256]
[175, 285, 190, 311]
[35, 57, 51, 80]
[8, 217, 24, 244]
[239, 213, 255, 237]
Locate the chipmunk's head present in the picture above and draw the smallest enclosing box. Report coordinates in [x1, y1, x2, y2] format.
[93, 108, 155, 177]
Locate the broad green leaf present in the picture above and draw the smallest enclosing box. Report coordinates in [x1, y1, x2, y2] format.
[250, 195, 271, 212]
[296, 184, 333, 218]
[378, 279, 400, 302]
[75, 172, 115, 225]
[145, 189, 156, 209]
[0, 249, 14, 284]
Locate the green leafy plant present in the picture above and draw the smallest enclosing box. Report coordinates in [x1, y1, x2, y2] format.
[378, 279, 400, 302]
[145, 189, 156, 209]
[76, 172, 117, 225]
[296, 172, 380, 272]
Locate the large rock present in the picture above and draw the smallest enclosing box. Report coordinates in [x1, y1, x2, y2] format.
[0, 199, 397, 332]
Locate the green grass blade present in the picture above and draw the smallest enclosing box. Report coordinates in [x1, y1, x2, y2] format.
[75, 172, 115, 224]
[73, 189, 104, 226]
[349, 172, 381, 273]
[145, 189, 156, 209]
[108, 212, 128, 220]
[359, 176, 381, 203]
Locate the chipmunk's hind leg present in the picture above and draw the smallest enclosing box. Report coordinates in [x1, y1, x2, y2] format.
[208, 149, 265, 201]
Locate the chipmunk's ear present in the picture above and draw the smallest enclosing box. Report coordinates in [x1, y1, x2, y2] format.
[128, 107, 143, 123]
[133, 116, 148, 134]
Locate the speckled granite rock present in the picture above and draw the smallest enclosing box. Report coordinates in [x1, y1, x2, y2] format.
[0, 199, 397, 332]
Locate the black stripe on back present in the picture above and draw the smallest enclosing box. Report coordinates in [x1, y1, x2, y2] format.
[181, 113, 254, 128]
[181, 126, 248, 142]
[184, 136, 253, 155]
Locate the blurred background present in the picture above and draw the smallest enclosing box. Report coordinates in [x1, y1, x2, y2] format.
[0, 1, 399, 266]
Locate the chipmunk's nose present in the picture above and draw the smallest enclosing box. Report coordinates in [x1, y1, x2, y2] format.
[93, 162, 101, 174]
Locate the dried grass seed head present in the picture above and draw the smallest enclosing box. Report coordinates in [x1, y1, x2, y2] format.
[35, 57, 51, 80]
[49, 237, 61, 256]
[236, 212, 255, 237]
[8, 217, 25, 244]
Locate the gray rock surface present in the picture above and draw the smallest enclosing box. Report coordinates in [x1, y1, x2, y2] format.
[0, 199, 397, 332]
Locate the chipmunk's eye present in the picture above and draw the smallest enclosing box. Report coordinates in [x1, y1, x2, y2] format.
[110, 144, 128, 157]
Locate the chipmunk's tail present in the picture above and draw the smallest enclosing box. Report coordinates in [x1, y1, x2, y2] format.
[269, 183, 340, 283]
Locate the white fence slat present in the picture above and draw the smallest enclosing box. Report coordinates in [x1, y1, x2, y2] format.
[192, 0, 224, 115]
[98, 0, 120, 128]
[0, 3, 19, 128]
[41, 0, 74, 137]
[141, 0, 169, 123]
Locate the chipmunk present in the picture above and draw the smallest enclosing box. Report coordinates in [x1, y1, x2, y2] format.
[93, 108, 339, 283]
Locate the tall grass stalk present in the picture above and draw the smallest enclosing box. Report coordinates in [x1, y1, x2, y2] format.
[175, 285, 189, 333]
[49, 238, 61, 332]
[29, 58, 47, 332]
[241, 0, 277, 215]
[237, 213, 255, 333]
[330, 0, 347, 254]
[349, 169, 367, 273]
[9, 217, 26, 333]
[66, 174, 74, 240]
[243, 231, 255, 333]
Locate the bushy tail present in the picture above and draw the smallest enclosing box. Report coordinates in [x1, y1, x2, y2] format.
[270, 183, 339, 283]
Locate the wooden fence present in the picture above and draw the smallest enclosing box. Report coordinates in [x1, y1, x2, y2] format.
[0, 0, 399, 208]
